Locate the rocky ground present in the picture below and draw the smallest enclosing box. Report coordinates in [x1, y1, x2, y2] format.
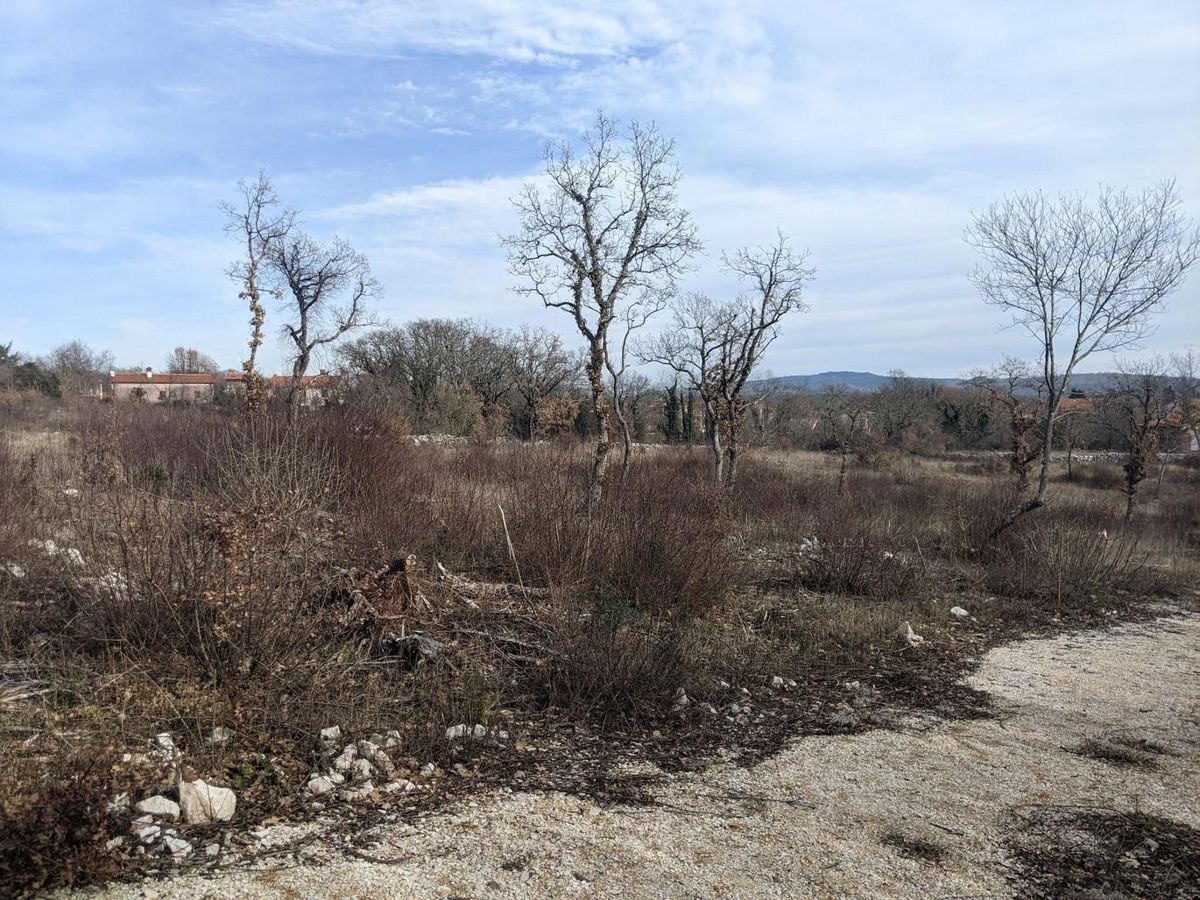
[85, 610, 1200, 899]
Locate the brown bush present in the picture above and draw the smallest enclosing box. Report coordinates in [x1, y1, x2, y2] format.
[986, 514, 1152, 608]
[0, 747, 126, 897]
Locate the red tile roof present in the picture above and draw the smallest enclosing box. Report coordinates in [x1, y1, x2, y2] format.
[109, 372, 216, 385]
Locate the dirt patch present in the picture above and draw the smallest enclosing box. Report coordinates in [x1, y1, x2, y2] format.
[87, 610, 1200, 899]
[1005, 806, 1200, 899]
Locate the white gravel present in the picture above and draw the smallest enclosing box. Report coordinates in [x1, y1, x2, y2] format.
[91, 611, 1200, 899]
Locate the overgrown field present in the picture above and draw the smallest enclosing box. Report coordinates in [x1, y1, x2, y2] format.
[1, 402, 1197, 895]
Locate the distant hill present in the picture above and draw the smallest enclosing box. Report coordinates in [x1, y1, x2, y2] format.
[755, 371, 1120, 394]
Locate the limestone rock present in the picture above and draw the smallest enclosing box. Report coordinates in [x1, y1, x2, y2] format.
[178, 779, 236, 824]
[134, 795, 180, 819]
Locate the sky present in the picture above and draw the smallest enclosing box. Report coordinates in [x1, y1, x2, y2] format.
[1, 0, 1198, 378]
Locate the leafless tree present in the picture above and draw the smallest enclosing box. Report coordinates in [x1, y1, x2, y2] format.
[506, 112, 699, 509]
[606, 292, 667, 473]
[1172, 347, 1198, 454]
[816, 384, 872, 495]
[165, 346, 219, 374]
[1099, 358, 1174, 518]
[644, 233, 812, 484]
[643, 293, 738, 481]
[967, 358, 1044, 488]
[874, 369, 928, 448]
[714, 234, 813, 484]
[269, 233, 380, 415]
[44, 341, 113, 396]
[222, 173, 295, 414]
[341, 319, 526, 433]
[510, 326, 581, 439]
[966, 181, 1199, 534]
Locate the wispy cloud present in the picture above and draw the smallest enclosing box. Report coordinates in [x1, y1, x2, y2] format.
[2, 0, 1197, 372]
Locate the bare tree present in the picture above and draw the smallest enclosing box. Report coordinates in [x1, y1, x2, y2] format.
[222, 173, 295, 414]
[816, 384, 872, 495]
[1099, 358, 1174, 518]
[874, 369, 928, 448]
[269, 233, 380, 415]
[1172, 347, 1198, 454]
[44, 341, 113, 396]
[966, 181, 1199, 534]
[165, 346, 219, 374]
[644, 233, 812, 484]
[643, 293, 738, 481]
[606, 292, 667, 473]
[510, 326, 581, 439]
[506, 112, 699, 509]
[714, 234, 814, 483]
[967, 358, 1044, 489]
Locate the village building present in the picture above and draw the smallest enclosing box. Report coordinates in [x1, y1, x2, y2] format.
[104, 368, 339, 405]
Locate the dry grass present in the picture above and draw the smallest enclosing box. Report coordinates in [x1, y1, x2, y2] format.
[0, 401, 1196, 893]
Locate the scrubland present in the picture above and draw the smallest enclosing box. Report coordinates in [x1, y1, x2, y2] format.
[1, 398, 1197, 895]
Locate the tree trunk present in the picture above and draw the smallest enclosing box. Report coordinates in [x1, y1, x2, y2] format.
[611, 388, 634, 478]
[287, 349, 310, 421]
[988, 393, 1058, 543]
[724, 413, 740, 486]
[585, 344, 612, 512]
[706, 400, 723, 484]
[837, 447, 848, 495]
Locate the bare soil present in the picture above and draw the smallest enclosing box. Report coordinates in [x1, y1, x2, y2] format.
[85, 608, 1200, 899]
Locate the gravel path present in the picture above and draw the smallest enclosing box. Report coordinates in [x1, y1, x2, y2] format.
[99, 612, 1200, 899]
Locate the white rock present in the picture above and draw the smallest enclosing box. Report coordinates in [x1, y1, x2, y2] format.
[208, 726, 234, 745]
[132, 824, 161, 843]
[63, 488, 81, 497]
[151, 732, 177, 759]
[108, 791, 131, 812]
[356, 739, 379, 760]
[770, 676, 785, 688]
[949, 606, 970, 618]
[351, 758, 374, 778]
[473, 724, 487, 738]
[2, 563, 25, 579]
[106, 836, 126, 850]
[445, 724, 469, 740]
[383, 779, 415, 794]
[420, 763, 437, 778]
[163, 835, 192, 856]
[135, 795, 180, 819]
[333, 754, 354, 772]
[307, 776, 335, 796]
[337, 781, 374, 802]
[319, 725, 341, 743]
[373, 749, 395, 774]
[178, 779, 236, 824]
[63, 548, 84, 566]
[899, 621, 925, 647]
[204, 843, 221, 857]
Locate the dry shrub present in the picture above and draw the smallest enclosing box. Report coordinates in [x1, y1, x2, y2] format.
[1065, 462, 1125, 491]
[789, 500, 927, 603]
[987, 514, 1151, 607]
[536, 607, 702, 719]
[0, 747, 126, 897]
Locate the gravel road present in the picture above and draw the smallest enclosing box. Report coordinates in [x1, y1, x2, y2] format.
[95, 611, 1200, 899]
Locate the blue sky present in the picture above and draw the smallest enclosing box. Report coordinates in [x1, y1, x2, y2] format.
[1, 1, 1197, 377]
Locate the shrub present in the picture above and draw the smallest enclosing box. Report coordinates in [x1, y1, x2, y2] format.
[0, 748, 126, 897]
[987, 515, 1151, 607]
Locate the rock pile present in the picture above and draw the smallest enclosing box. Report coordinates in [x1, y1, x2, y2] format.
[307, 728, 421, 802]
